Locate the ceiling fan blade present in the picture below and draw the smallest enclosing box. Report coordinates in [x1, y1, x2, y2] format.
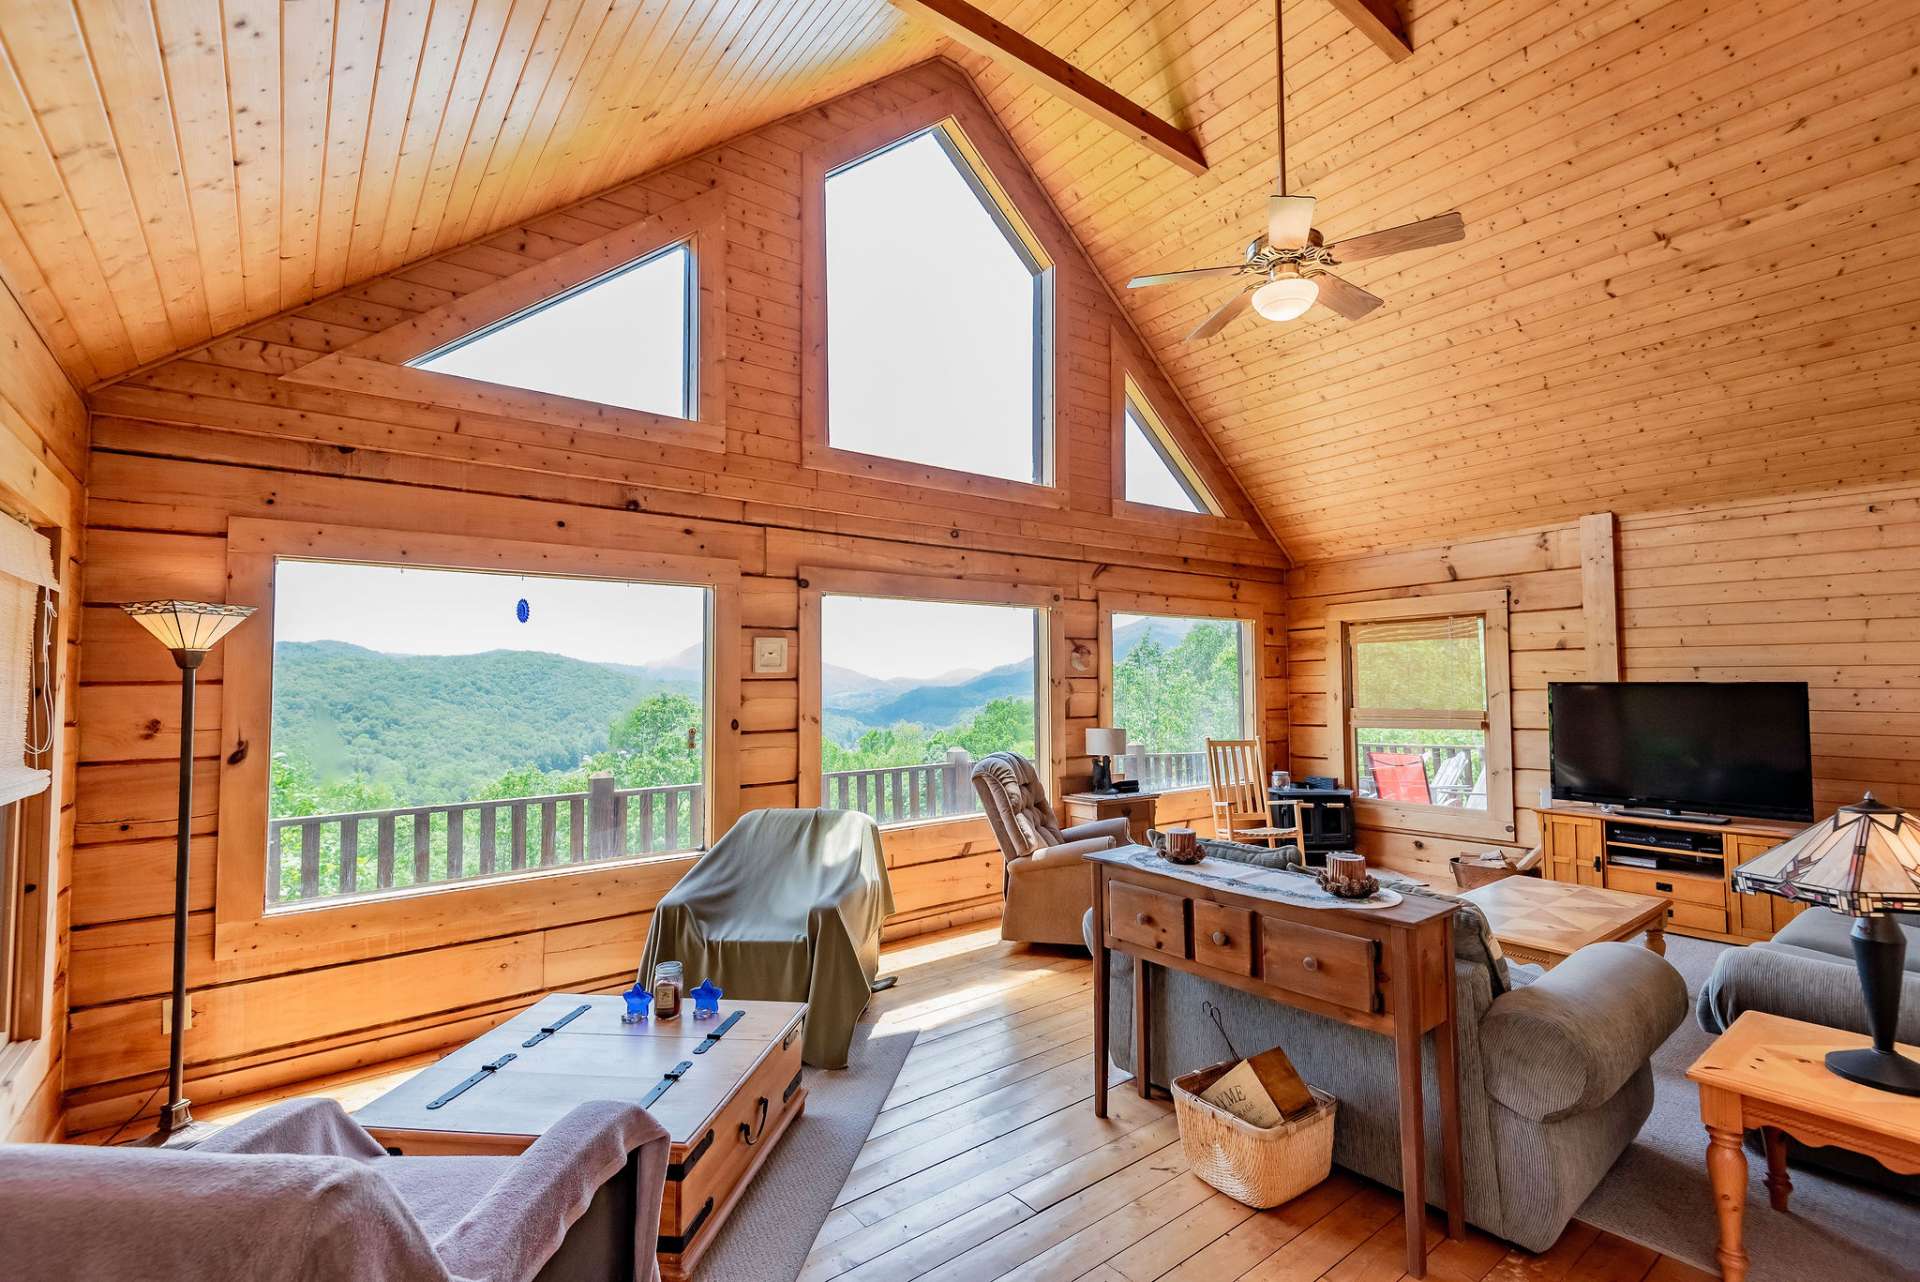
[1187, 289, 1254, 341]
[1127, 266, 1244, 289]
[1326, 211, 1465, 263]
[1312, 272, 1385, 320]
[1267, 195, 1317, 250]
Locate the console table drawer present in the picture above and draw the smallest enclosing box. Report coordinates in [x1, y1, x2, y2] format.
[1193, 901, 1254, 975]
[1109, 882, 1186, 957]
[1258, 917, 1378, 1012]
[1607, 866, 1725, 907]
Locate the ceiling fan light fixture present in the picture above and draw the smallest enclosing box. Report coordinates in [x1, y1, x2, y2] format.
[1252, 268, 1318, 322]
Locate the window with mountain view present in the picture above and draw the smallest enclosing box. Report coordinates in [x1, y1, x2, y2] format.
[1123, 383, 1216, 514]
[825, 127, 1050, 483]
[268, 560, 709, 906]
[409, 241, 692, 417]
[1110, 613, 1252, 791]
[819, 595, 1040, 826]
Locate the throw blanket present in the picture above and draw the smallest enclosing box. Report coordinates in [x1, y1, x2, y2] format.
[0, 1098, 669, 1282]
[639, 808, 894, 1068]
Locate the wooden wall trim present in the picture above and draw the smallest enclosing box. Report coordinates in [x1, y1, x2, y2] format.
[1579, 512, 1621, 681]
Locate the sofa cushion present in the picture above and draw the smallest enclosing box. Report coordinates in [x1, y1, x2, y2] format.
[1770, 906, 1920, 970]
[1392, 878, 1512, 995]
[1200, 837, 1299, 869]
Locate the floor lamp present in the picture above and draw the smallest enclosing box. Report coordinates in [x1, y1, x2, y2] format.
[120, 600, 255, 1143]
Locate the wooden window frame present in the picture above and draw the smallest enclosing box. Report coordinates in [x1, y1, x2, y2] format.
[800, 91, 1070, 509]
[213, 518, 742, 963]
[1323, 591, 1515, 843]
[796, 567, 1068, 836]
[280, 191, 728, 453]
[1114, 373, 1222, 518]
[1098, 591, 1264, 801]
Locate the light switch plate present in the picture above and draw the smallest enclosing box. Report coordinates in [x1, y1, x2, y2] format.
[752, 635, 789, 674]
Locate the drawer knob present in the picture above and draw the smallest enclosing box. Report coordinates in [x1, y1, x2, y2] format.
[1210, 930, 1229, 946]
[1136, 912, 1151, 926]
[1301, 955, 1320, 972]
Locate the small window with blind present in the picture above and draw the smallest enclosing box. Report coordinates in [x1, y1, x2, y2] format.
[1325, 593, 1513, 841]
[0, 519, 55, 1047]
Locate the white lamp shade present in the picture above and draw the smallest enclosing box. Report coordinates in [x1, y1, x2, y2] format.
[1085, 727, 1128, 757]
[1252, 273, 1318, 321]
[1732, 793, 1920, 915]
[122, 600, 256, 654]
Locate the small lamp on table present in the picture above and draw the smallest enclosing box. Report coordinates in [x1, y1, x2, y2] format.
[1732, 792, 1920, 1095]
[1086, 728, 1128, 794]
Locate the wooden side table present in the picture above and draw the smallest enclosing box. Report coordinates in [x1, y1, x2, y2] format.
[1061, 789, 1161, 844]
[1686, 1011, 1920, 1282]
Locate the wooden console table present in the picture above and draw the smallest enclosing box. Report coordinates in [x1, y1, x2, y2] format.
[1687, 1011, 1920, 1282]
[1088, 845, 1464, 1279]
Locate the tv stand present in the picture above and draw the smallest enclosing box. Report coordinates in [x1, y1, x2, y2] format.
[1537, 803, 1805, 943]
[1618, 806, 1731, 826]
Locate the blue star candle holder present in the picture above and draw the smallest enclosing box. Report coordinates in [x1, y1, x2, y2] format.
[690, 979, 723, 1019]
[621, 982, 653, 1023]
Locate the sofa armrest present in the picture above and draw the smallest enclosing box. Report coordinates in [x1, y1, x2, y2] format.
[1697, 938, 1920, 1041]
[1062, 817, 1131, 847]
[1480, 943, 1686, 1121]
[193, 1098, 388, 1160]
[434, 1100, 670, 1281]
[1020, 834, 1118, 869]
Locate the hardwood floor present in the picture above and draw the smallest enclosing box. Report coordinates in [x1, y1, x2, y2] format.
[174, 923, 1710, 1282]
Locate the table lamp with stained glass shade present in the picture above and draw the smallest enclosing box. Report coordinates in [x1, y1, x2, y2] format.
[1732, 792, 1920, 1095]
[120, 600, 256, 1142]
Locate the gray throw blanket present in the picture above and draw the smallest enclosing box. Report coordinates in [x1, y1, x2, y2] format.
[0, 1098, 669, 1282]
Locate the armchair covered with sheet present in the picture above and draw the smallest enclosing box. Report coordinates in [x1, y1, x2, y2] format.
[638, 808, 893, 1068]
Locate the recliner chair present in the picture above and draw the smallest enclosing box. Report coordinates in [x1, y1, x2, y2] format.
[971, 751, 1128, 945]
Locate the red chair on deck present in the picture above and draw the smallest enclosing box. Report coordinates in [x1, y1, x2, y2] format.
[1367, 751, 1432, 804]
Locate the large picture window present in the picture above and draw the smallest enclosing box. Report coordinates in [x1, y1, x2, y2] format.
[818, 594, 1040, 827]
[409, 241, 692, 417]
[1109, 612, 1254, 791]
[267, 560, 710, 906]
[824, 126, 1051, 483]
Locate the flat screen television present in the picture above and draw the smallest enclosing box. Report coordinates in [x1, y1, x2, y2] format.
[1548, 681, 1813, 823]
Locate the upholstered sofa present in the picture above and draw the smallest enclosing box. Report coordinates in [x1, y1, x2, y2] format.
[1698, 906, 1920, 1193]
[971, 751, 1129, 945]
[0, 1098, 670, 1281]
[1084, 859, 1687, 1252]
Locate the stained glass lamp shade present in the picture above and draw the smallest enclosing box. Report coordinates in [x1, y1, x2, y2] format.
[1733, 793, 1920, 1094]
[122, 600, 256, 656]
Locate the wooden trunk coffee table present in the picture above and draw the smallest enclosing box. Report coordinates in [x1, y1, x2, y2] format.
[1459, 875, 1669, 968]
[354, 993, 807, 1282]
[1688, 1011, 1920, 1282]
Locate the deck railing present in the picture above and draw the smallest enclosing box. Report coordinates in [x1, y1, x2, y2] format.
[1355, 740, 1485, 807]
[1129, 750, 1208, 791]
[270, 773, 704, 905]
[822, 749, 980, 826]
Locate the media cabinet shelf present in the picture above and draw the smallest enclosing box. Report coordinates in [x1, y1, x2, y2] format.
[1536, 804, 1807, 944]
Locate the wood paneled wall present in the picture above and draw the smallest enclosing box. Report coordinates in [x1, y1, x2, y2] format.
[1618, 482, 1920, 813]
[65, 61, 1288, 1136]
[0, 280, 86, 1142]
[1286, 521, 1598, 884]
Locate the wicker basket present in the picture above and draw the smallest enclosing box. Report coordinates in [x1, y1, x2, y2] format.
[1170, 1060, 1336, 1208]
[1450, 854, 1521, 889]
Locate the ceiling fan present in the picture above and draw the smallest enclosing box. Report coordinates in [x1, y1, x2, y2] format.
[1127, 0, 1466, 341]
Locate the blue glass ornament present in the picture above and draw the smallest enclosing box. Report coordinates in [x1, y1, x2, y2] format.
[515, 598, 531, 623]
[621, 982, 652, 1023]
[690, 979, 722, 1019]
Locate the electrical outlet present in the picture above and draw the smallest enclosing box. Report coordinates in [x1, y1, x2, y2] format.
[160, 997, 193, 1035]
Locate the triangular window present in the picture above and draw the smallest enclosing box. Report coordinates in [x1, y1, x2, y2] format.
[1123, 379, 1218, 514]
[409, 242, 693, 417]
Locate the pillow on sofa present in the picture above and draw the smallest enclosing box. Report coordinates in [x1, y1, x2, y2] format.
[1392, 878, 1513, 995]
[1200, 837, 1299, 869]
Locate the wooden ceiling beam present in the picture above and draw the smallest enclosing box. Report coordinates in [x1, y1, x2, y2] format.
[886, 0, 1209, 175]
[1326, 0, 1414, 62]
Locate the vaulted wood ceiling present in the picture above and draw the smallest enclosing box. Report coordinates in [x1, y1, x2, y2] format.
[2, 0, 1914, 560]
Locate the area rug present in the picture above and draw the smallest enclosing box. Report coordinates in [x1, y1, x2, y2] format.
[1576, 933, 1917, 1281]
[692, 1019, 917, 1282]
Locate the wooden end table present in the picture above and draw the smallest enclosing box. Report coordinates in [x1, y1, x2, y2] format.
[1459, 875, 1668, 968]
[1061, 788, 1162, 844]
[1687, 1010, 1920, 1282]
